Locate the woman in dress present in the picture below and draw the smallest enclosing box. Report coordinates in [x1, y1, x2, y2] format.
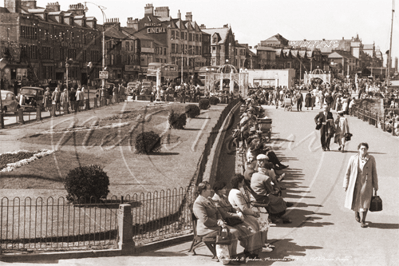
[334, 111, 350, 152]
[212, 181, 270, 258]
[228, 175, 275, 252]
[343, 143, 379, 228]
[305, 91, 312, 110]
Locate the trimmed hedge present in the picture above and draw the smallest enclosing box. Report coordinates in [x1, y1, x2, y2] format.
[185, 104, 201, 118]
[209, 96, 220, 105]
[135, 131, 162, 154]
[168, 110, 187, 129]
[64, 165, 110, 203]
[199, 99, 210, 110]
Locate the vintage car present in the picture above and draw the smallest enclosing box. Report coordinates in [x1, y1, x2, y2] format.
[17, 87, 44, 111]
[1, 90, 20, 113]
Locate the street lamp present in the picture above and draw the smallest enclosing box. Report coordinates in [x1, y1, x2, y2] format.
[84, 2, 107, 90]
[0, 58, 8, 118]
[86, 61, 93, 109]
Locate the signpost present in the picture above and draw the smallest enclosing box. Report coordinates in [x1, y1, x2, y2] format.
[99, 71, 108, 80]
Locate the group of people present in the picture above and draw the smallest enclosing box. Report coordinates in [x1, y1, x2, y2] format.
[43, 85, 87, 113]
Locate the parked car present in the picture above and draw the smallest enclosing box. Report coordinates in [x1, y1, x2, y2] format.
[0, 90, 20, 113]
[17, 87, 44, 111]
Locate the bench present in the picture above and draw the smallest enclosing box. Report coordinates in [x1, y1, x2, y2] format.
[188, 204, 218, 261]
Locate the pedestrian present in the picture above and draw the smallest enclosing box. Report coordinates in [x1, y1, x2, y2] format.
[296, 90, 303, 111]
[60, 88, 69, 113]
[43, 87, 51, 111]
[52, 87, 61, 111]
[314, 105, 334, 151]
[75, 88, 82, 112]
[69, 87, 76, 111]
[334, 110, 350, 152]
[343, 142, 379, 228]
[305, 91, 312, 110]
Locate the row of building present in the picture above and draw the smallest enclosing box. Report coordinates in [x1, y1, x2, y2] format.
[0, 0, 391, 91]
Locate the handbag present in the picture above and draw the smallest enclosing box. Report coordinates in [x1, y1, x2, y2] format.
[224, 217, 243, 227]
[344, 132, 353, 141]
[369, 191, 382, 212]
[215, 226, 232, 245]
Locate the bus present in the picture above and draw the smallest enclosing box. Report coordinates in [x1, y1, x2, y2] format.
[147, 63, 179, 82]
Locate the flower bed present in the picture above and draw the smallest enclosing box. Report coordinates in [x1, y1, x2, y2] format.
[0, 149, 55, 172]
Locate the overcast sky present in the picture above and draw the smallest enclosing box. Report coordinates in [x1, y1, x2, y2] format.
[11, 0, 399, 65]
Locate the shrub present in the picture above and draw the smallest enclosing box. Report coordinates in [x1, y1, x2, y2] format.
[185, 104, 200, 118]
[209, 96, 220, 105]
[168, 110, 187, 129]
[64, 165, 110, 203]
[135, 131, 162, 154]
[199, 99, 210, 110]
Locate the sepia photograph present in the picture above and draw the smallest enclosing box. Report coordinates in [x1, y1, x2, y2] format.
[0, 0, 398, 265]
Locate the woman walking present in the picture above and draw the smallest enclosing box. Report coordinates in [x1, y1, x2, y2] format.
[305, 91, 312, 110]
[334, 110, 350, 152]
[343, 143, 379, 228]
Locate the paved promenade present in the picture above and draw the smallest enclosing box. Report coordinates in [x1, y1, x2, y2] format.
[2, 104, 399, 266]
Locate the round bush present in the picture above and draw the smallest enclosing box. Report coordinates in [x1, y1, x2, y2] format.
[135, 131, 162, 154]
[64, 165, 110, 203]
[185, 104, 200, 118]
[168, 110, 187, 129]
[209, 96, 220, 105]
[199, 99, 210, 110]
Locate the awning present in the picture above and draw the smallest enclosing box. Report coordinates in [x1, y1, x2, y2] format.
[299, 51, 307, 59]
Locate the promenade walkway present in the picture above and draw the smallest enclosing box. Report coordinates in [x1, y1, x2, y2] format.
[2, 105, 398, 266]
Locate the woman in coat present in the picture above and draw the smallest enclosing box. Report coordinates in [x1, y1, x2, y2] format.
[334, 111, 350, 152]
[193, 181, 240, 260]
[305, 91, 312, 110]
[343, 142, 378, 228]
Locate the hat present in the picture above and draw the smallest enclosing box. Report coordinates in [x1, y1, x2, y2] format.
[256, 154, 269, 160]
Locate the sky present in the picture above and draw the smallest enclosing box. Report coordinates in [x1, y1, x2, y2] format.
[5, 0, 399, 65]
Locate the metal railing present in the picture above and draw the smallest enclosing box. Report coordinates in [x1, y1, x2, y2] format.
[1, 187, 196, 253]
[351, 106, 399, 136]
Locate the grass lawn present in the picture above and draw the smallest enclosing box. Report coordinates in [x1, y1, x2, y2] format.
[0, 103, 224, 197]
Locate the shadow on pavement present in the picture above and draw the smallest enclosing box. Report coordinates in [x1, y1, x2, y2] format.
[369, 223, 399, 229]
[256, 238, 323, 265]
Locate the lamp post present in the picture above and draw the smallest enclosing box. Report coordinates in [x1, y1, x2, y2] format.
[0, 58, 7, 122]
[84, 2, 106, 90]
[86, 62, 93, 109]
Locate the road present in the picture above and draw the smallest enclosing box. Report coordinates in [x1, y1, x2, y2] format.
[2, 103, 399, 266]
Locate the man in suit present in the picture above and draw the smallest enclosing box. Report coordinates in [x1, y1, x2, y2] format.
[314, 105, 334, 151]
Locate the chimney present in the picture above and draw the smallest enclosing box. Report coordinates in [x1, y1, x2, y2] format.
[105, 18, 120, 31]
[177, 9, 181, 19]
[199, 24, 206, 29]
[68, 3, 86, 16]
[154, 6, 169, 18]
[303, 39, 307, 41]
[185, 12, 192, 22]
[127, 17, 139, 32]
[21, 0, 37, 9]
[46, 2, 60, 12]
[5, 0, 22, 13]
[223, 24, 228, 28]
[322, 38, 325, 41]
[144, 3, 154, 15]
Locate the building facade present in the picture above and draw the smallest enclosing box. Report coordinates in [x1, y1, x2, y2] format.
[0, 0, 103, 90]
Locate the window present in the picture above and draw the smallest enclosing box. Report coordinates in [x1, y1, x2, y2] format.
[181, 31, 184, 40]
[164, 48, 166, 55]
[189, 33, 192, 41]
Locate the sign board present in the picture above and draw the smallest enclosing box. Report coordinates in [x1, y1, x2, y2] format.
[99, 71, 108, 79]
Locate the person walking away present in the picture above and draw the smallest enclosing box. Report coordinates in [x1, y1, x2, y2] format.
[75, 88, 82, 112]
[325, 93, 334, 109]
[344, 143, 378, 228]
[311, 92, 316, 110]
[314, 105, 334, 151]
[296, 90, 303, 111]
[80, 86, 86, 110]
[60, 88, 69, 113]
[69, 87, 76, 111]
[334, 111, 350, 152]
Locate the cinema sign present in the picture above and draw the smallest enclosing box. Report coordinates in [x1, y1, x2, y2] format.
[147, 27, 167, 34]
